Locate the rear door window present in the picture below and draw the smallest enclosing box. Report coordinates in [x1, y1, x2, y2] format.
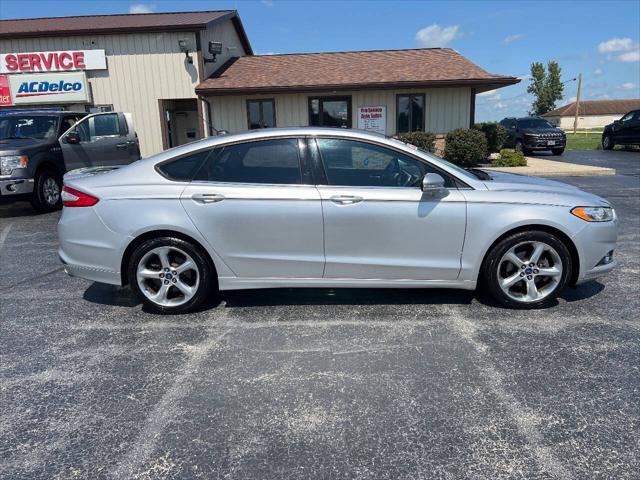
[158, 150, 213, 181]
[195, 138, 302, 185]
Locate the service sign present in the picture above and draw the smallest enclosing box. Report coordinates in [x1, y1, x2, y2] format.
[357, 106, 386, 135]
[3, 72, 91, 105]
[0, 49, 106, 74]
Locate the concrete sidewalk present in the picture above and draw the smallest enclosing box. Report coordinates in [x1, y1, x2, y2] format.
[484, 156, 616, 177]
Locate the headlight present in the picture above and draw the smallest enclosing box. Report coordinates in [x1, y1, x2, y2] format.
[0, 155, 28, 176]
[571, 206, 615, 222]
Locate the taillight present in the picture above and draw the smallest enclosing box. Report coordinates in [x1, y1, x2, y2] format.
[61, 186, 99, 207]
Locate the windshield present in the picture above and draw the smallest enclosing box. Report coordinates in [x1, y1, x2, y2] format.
[518, 118, 554, 129]
[0, 116, 59, 140]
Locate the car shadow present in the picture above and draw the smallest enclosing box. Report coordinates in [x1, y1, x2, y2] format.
[0, 199, 43, 219]
[82, 281, 604, 311]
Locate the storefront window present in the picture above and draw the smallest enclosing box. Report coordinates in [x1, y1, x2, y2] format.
[396, 94, 425, 133]
[247, 99, 276, 129]
[308, 96, 351, 128]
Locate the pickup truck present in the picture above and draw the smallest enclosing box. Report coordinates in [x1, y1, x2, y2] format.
[0, 110, 140, 212]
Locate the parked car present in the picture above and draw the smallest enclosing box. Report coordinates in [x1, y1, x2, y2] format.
[0, 110, 140, 212]
[602, 109, 640, 150]
[499, 117, 566, 155]
[58, 128, 617, 314]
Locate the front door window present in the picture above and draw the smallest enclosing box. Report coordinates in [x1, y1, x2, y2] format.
[309, 96, 352, 128]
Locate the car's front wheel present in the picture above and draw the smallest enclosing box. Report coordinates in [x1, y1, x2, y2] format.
[127, 237, 216, 314]
[602, 134, 614, 150]
[481, 231, 572, 309]
[30, 168, 62, 212]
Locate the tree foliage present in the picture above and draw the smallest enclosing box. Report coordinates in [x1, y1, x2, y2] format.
[527, 61, 564, 116]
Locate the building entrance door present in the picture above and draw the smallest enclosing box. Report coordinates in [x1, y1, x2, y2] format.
[160, 99, 201, 149]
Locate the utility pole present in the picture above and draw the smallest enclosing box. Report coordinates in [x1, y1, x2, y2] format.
[573, 73, 582, 134]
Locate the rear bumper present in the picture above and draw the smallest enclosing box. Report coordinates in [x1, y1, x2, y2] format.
[523, 139, 566, 150]
[0, 177, 34, 196]
[57, 206, 126, 286]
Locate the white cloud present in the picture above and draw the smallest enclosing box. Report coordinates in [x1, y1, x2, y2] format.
[598, 37, 640, 62]
[415, 24, 462, 48]
[478, 89, 498, 97]
[620, 82, 637, 90]
[260, 0, 274, 6]
[619, 50, 640, 62]
[129, 3, 154, 14]
[593, 68, 603, 75]
[598, 37, 634, 53]
[503, 34, 525, 44]
[567, 96, 577, 103]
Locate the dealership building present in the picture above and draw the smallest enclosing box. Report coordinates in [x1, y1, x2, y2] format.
[0, 10, 519, 157]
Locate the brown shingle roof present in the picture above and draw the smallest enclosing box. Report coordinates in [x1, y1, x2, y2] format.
[542, 99, 640, 117]
[2, 10, 232, 37]
[196, 48, 520, 95]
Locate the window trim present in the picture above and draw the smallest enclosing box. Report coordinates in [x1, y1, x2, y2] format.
[396, 93, 426, 133]
[309, 136, 470, 190]
[308, 96, 353, 128]
[246, 98, 276, 130]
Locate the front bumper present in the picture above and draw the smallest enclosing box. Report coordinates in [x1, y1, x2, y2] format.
[524, 137, 566, 150]
[572, 218, 619, 284]
[0, 177, 34, 196]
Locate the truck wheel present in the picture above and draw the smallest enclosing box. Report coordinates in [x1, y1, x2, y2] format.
[30, 168, 62, 213]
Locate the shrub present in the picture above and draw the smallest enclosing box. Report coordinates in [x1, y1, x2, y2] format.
[443, 128, 488, 167]
[492, 149, 527, 167]
[396, 131, 437, 153]
[474, 122, 508, 153]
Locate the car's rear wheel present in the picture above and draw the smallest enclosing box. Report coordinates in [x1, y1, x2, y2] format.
[602, 134, 614, 150]
[127, 237, 215, 314]
[30, 168, 62, 213]
[551, 148, 564, 155]
[481, 231, 572, 309]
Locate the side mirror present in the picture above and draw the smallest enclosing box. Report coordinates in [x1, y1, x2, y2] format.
[64, 132, 81, 144]
[421, 173, 446, 194]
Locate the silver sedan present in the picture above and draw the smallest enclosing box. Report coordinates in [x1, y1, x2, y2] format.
[58, 128, 618, 314]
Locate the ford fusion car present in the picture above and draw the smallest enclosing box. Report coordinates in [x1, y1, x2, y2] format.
[57, 128, 618, 314]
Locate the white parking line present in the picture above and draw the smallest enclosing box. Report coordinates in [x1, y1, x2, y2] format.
[0, 223, 14, 249]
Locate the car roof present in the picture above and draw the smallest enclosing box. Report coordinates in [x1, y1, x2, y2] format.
[0, 110, 86, 116]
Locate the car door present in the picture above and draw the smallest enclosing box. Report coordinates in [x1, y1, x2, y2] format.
[180, 137, 325, 279]
[618, 110, 640, 144]
[59, 112, 138, 171]
[311, 137, 467, 280]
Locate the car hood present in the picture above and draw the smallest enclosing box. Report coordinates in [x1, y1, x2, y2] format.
[481, 170, 610, 207]
[0, 137, 50, 153]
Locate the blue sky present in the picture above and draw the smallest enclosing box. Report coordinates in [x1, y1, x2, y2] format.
[1, 0, 639, 121]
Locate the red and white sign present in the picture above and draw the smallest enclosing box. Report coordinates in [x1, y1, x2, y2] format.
[0, 50, 106, 74]
[357, 106, 386, 135]
[0, 75, 12, 106]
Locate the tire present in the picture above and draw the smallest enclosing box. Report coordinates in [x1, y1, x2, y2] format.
[515, 140, 524, 153]
[602, 134, 614, 150]
[481, 230, 572, 309]
[551, 148, 564, 156]
[30, 168, 62, 213]
[127, 237, 216, 314]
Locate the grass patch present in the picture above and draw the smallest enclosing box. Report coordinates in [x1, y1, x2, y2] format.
[565, 132, 602, 150]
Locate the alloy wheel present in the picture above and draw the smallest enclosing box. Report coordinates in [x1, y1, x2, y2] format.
[43, 177, 60, 205]
[497, 241, 563, 303]
[136, 246, 200, 307]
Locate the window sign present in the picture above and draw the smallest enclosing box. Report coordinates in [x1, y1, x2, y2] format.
[357, 106, 386, 135]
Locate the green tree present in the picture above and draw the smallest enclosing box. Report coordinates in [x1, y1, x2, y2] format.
[527, 61, 564, 115]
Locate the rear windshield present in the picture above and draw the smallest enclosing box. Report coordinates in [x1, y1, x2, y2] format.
[0, 115, 59, 140]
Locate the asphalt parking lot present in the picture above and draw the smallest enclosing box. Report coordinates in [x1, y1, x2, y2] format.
[1, 150, 639, 479]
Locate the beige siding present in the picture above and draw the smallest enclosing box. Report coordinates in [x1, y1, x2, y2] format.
[198, 19, 247, 80]
[206, 87, 471, 135]
[552, 114, 623, 130]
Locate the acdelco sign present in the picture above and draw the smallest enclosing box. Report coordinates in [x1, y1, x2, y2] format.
[4, 72, 91, 105]
[0, 50, 106, 74]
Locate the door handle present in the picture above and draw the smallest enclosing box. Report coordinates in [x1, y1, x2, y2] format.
[192, 193, 225, 204]
[330, 195, 363, 205]
[115, 143, 128, 149]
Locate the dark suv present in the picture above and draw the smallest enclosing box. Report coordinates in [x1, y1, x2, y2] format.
[499, 117, 566, 155]
[602, 109, 640, 150]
